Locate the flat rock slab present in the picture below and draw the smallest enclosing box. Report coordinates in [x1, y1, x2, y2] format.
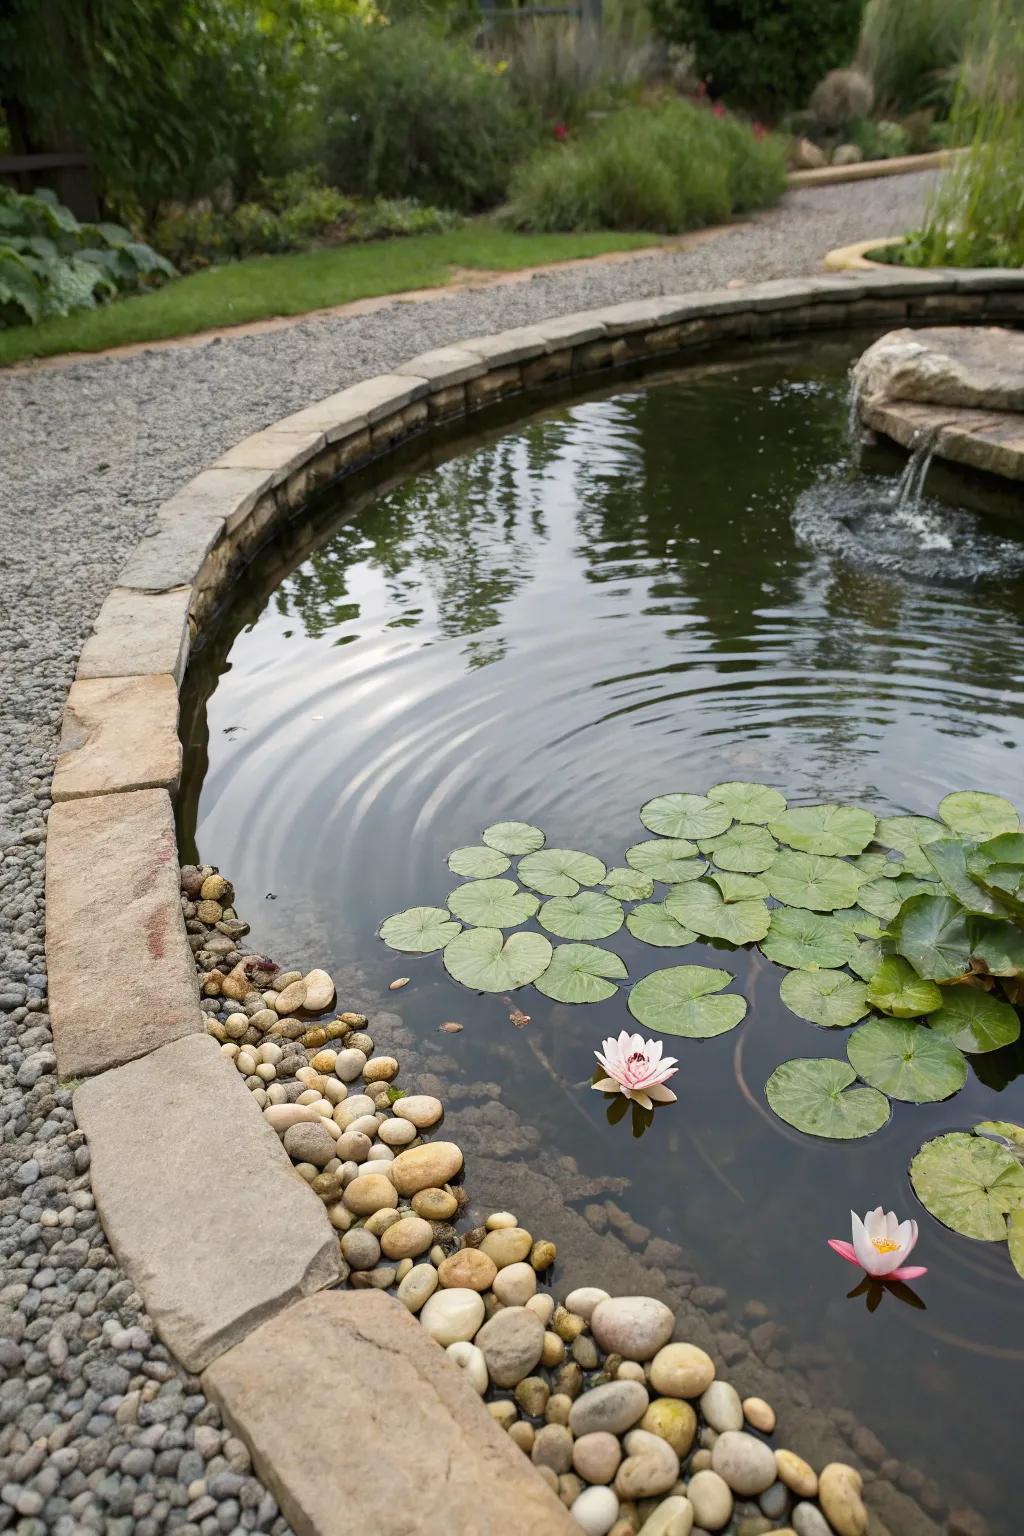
[53, 675, 182, 801]
[862, 398, 1024, 482]
[76, 1035, 340, 1371]
[854, 325, 1024, 412]
[204, 1289, 575, 1536]
[77, 586, 191, 685]
[47, 788, 202, 1076]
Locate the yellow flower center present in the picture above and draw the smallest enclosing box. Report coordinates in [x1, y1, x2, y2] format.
[871, 1237, 900, 1255]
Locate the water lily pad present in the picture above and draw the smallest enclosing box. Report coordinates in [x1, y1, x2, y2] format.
[710, 871, 769, 902]
[832, 906, 884, 938]
[534, 943, 627, 1004]
[966, 833, 1024, 919]
[939, 791, 1020, 840]
[765, 1058, 889, 1140]
[443, 927, 552, 992]
[640, 793, 731, 841]
[707, 780, 786, 824]
[625, 839, 706, 884]
[852, 852, 902, 881]
[769, 804, 876, 857]
[602, 867, 655, 902]
[849, 938, 885, 982]
[518, 848, 606, 897]
[447, 879, 540, 929]
[665, 880, 770, 945]
[874, 815, 946, 876]
[779, 970, 870, 1028]
[967, 917, 1024, 976]
[763, 851, 864, 912]
[628, 964, 747, 1038]
[447, 845, 511, 879]
[927, 988, 1021, 1054]
[924, 837, 1008, 917]
[699, 823, 778, 873]
[481, 820, 545, 856]
[625, 903, 697, 947]
[1009, 1209, 1024, 1278]
[847, 1017, 966, 1102]
[889, 893, 972, 980]
[379, 906, 462, 954]
[910, 1132, 1024, 1239]
[539, 891, 624, 940]
[973, 1119, 1024, 1149]
[858, 875, 935, 923]
[760, 909, 858, 971]
[866, 956, 944, 1017]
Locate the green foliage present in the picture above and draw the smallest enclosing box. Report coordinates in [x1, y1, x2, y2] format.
[846, 117, 910, 159]
[504, 98, 787, 234]
[648, 0, 866, 116]
[857, 0, 981, 114]
[317, 19, 533, 211]
[496, 16, 656, 127]
[0, 187, 172, 328]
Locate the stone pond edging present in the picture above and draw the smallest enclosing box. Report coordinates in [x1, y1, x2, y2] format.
[45, 267, 1024, 1535]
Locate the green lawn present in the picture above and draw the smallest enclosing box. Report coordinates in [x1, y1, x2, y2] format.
[0, 220, 664, 367]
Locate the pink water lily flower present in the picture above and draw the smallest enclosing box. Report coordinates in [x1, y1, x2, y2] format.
[593, 1031, 678, 1110]
[829, 1207, 927, 1282]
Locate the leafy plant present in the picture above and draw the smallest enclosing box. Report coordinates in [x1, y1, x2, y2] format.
[911, 1125, 1024, 1273]
[495, 15, 657, 128]
[857, 0, 981, 115]
[0, 187, 173, 328]
[503, 97, 787, 234]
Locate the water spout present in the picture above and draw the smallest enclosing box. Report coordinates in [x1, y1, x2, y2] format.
[892, 431, 938, 513]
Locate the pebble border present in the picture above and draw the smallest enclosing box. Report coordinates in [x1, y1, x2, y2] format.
[47, 267, 1024, 1530]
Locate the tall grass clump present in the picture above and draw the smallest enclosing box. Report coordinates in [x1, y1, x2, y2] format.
[498, 16, 657, 127]
[858, 0, 982, 114]
[902, 0, 1024, 267]
[503, 98, 787, 233]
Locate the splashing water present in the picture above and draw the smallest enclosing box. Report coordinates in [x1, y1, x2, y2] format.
[892, 432, 938, 515]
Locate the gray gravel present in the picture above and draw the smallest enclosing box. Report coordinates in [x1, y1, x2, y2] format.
[0, 172, 932, 1533]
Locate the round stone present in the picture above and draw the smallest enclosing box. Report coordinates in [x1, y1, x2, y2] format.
[532, 1424, 574, 1474]
[334, 1094, 376, 1129]
[571, 1485, 620, 1536]
[530, 1239, 557, 1272]
[340, 1229, 381, 1271]
[635, 1494, 693, 1535]
[510, 1421, 535, 1454]
[342, 1174, 398, 1216]
[474, 1306, 545, 1387]
[334, 1130, 372, 1163]
[650, 1342, 715, 1398]
[363, 1055, 399, 1082]
[591, 1296, 675, 1362]
[640, 1397, 697, 1458]
[446, 1340, 488, 1395]
[411, 1187, 458, 1220]
[394, 1093, 444, 1128]
[334, 1048, 368, 1082]
[565, 1286, 610, 1321]
[479, 1227, 533, 1268]
[380, 1216, 433, 1260]
[275, 978, 308, 1014]
[615, 1428, 680, 1499]
[573, 1431, 622, 1485]
[364, 1206, 401, 1236]
[281, 1121, 336, 1167]
[263, 1103, 322, 1132]
[760, 1480, 790, 1520]
[793, 1503, 833, 1536]
[568, 1380, 649, 1438]
[687, 1468, 733, 1531]
[419, 1288, 486, 1346]
[397, 1263, 438, 1314]
[701, 1381, 743, 1433]
[515, 1375, 550, 1418]
[545, 1393, 572, 1426]
[302, 969, 336, 1012]
[378, 1117, 417, 1147]
[492, 1261, 537, 1306]
[743, 1396, 776, 1433]
[711, 1430, 778, 1496]
[437, 1249, 498, 1292]
[775, 1449, 818, 1499]
[486, 1210, 518, 1229]
[818, 1463, 868, 1536]
[542, 1331, 565, 1367]
[391, 1141, 464, 1196]
[527, 1293, 555, 1326]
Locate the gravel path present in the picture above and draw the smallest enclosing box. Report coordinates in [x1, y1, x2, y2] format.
[0, 172, 933, 1535]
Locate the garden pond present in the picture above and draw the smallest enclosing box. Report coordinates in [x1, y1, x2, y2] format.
[179, 334, 1024, 1532]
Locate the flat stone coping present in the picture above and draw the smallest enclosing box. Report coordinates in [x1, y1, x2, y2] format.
[45, 266, 1024, 1531]
[862, 396, 1024, 482]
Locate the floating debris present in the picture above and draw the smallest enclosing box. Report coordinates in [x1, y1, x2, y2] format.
[390, 976, 410, 991]
[438, 1020, 464, 1034]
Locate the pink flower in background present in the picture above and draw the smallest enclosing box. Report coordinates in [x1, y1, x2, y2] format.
[712, 101, 726, 118]
[553, 121, 568, 141]
[829, 1208, 927, 1282]
[593, 1031, 678, 1110]
[753, 120, 766, 140]
[696, 80, 708, 98]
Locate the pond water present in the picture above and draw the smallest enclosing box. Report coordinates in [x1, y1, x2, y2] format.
[180, 335, 1024, 1532]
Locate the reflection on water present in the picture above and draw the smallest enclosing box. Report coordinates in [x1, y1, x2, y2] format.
[180, 337, 1024, 1532]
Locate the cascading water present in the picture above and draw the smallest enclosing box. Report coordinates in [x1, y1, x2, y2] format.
[892, 431, 938, 512]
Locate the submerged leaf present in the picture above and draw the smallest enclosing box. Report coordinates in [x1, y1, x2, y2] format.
[927, 987, 1021, 1054]
[518, 848, 606, 897]
[939, 791, 1020, 840]
[759, 908, 858, 972]
[707, 780, 786, 825]
[625, 838, 705, 884]
[779, 969, 870, 1028]
[628, 963, 746, 1038]
[481, 820, 545, 856]
[602, 867, 655, 902]
[699, 822, 778, 873]
[765, 1058, 889, 1139]
[910, 1131, 1024, 1239]
[640, 792, 731, 841]
[443, 927, 552, 992]
[866, 956, 943, 1017]
[665, 879, 770, 945]
[625, 902, 696, 947]
[770, 803, 876, 857]
[379, 906, 461, 953]
[763, 850, 864, 912]
[447, 878, 540, 929]
[538, 890, 624, 940]
[534, 943, 627, 1004]
[889, 892, 972, 981]
[447, 845, 511, 879]
[847, 1017, 966, 1102]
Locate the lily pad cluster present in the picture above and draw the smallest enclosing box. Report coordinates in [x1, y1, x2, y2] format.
[910, 1122, 1024, 1278]
[378, 784, 1024, 1140]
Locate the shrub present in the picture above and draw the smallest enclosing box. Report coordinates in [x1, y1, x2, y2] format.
[0, 187, 174, 328]
[809, 67, 874, 130]
[648, 0, 866, 116]
[846, 117, 910, 159]
[858, 0, 980, 115]
[496, 17, 657, 127]
[503, 97, 787, 233]
[317, 19, 533, 211]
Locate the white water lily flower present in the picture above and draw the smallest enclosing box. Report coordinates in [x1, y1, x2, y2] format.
[593, 1030, 678, 1110]
[829, 1206, 927, 1281]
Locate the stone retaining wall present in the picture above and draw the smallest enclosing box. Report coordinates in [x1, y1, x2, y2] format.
[46, 267, 1024, 1535]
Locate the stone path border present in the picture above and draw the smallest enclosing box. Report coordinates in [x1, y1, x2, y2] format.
[789, 148, 963, 190]
[48, 265, 1024, 1535]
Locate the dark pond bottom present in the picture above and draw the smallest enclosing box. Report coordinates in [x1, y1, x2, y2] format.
[180, 334, 1024, 1532]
